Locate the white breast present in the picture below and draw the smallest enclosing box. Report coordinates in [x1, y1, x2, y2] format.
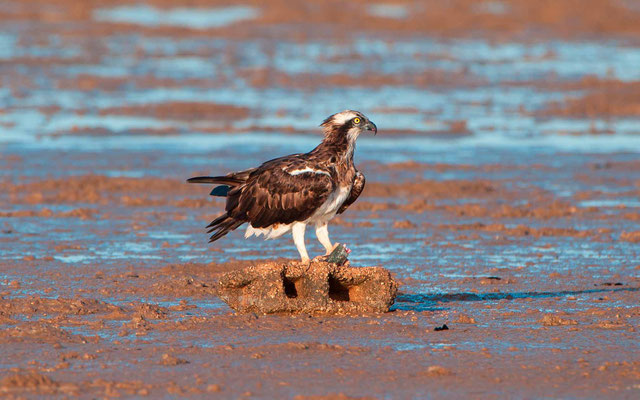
[309, 185, 351, 223]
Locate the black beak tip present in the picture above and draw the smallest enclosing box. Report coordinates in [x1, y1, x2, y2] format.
[367, 122, 378, 135]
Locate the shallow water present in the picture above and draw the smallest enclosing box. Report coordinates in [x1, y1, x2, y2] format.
[93, 5, 260, 29]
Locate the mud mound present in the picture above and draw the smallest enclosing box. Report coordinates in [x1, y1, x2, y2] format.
[218, 260, 398, 314]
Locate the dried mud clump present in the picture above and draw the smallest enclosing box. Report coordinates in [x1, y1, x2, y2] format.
[425, 365, 454, 376]
[218, 261, 398, 314]
[454, 313, 477, 324]
[539, 314, 578, 326]
[0, 296, 122, 316]
[0, 372, 77, 395]
[160, 353, 189, 366]
[620, 231, 640, 243]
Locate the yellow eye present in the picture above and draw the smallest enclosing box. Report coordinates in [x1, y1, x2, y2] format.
[353, 117, 361, 124]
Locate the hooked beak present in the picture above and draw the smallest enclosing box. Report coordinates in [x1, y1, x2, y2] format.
[364, 121, 377, 135]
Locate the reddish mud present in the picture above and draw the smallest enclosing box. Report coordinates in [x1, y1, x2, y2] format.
[98, 103, 250, 121]
[538, 81, 640, 119]
[238, 68, 482, 90]
[2, 0, 640, 399]
[4, 0, 640, 40]
[3, 154, 640, 398]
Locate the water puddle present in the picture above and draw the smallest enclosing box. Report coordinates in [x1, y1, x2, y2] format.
[93, 5, 260, 29]
[367, 4, 409, 19]
[578, 199, 640, 208]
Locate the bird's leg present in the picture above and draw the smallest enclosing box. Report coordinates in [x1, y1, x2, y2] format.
[315, 222, 335, 255]
[292, 222, 309, 263]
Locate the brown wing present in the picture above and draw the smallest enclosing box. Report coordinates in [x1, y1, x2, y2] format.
[337, 171, 365, 214]
[226, 155, 334, 228]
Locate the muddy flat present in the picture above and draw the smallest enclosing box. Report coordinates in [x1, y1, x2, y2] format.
[1, 0, 639, 398]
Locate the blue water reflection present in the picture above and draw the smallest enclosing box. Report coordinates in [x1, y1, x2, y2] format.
[93, 5, 259, 29]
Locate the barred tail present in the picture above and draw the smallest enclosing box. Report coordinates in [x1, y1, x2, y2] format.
[206, 214, 244, 242]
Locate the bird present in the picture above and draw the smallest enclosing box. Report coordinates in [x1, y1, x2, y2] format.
[187, 110, 376, 263]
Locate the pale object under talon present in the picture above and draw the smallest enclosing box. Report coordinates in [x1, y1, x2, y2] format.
[325, 243, 350, 265]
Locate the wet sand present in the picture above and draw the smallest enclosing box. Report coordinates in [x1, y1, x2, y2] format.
[1, 0, 640, 398]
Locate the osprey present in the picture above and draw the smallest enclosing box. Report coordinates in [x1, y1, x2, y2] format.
[187, 110, 376, 262]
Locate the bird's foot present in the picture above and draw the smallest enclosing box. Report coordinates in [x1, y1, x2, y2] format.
[291, 257, 312, 273]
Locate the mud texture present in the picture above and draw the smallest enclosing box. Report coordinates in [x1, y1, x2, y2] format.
[218, 261, 398, 314]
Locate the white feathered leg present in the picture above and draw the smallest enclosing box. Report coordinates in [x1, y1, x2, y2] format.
[315, 222, 334, 255]
[292, 222, 309, 262]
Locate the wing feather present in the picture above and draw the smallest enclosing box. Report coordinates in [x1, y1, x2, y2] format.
[337, 171, 365, 214]
[199, 154, 334, 242]
[227, 158, 333, 228]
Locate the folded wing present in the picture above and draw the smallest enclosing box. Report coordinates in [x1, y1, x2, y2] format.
[337, 171, 365, 214]
[230, 163, 334, 228]
[201, 156, 335, 242]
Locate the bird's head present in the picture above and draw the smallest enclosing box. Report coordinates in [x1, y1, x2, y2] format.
[320, 110, 377, 146]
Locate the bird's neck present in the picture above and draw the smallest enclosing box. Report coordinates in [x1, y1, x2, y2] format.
[314, 135, 355, 162]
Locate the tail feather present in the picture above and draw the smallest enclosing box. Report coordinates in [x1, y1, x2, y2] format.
[206, 214, 244, 242]
[206, 214, 229, 229]
[188, 170, 253, 243]
[187, 176, 244, 185]
[188, 174, 248, 197]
